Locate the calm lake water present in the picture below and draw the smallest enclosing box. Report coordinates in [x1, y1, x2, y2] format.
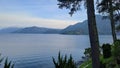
[0, 34, 119, 68]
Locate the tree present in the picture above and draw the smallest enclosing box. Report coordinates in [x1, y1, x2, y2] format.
[114, 2, 120, 31]
[97, 0, 120, 42]
[57, 0, 100, 68]
[114, 3, 120, 22]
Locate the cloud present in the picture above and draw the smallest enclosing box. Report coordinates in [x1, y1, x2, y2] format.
[0, 0, 85, 28]
[0, 0, 86, 29]
[0, 13, 78, 29]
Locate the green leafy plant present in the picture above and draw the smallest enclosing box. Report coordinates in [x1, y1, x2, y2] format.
[52, 52, 76, 68]
[4, 58, 14, 68]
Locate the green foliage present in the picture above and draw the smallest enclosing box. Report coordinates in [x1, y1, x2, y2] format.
[80, 55, 115, 68]
[100, 41, 120, 68]
[52, 52, 76, 68]
[84, 48, 91, 58]
[97, 0, 120, 14]
[113, 40, 120, 65]
[4, 58, 14, 68]
[80, 41, 120, 68]
[79, 59, 92, 68]
[102, 44, 112, 58]
[57, 0, 84, 16]
[100, 56, 116, 68]
[113, 40, 120, 57]
[97, 0, 120, 24]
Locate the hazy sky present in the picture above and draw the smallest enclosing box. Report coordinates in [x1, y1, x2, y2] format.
[0, 0, 91, 29]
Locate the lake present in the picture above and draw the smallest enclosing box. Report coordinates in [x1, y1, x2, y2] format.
[0, 34, 118, 68]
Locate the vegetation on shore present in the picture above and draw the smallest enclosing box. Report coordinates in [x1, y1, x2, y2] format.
[79, 40, 120, 68]
[56, 0, 120, 68]
[52, 52, 77, 68]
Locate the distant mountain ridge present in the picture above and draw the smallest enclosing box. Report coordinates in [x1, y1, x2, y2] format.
[61, 15, 113, 35]
[0, 15, 117, 35]
[13, 26, 61, 34]
[0, 27, 21, 33]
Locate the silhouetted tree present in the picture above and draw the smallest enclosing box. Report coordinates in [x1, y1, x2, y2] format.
[57, 0, 100, 68]
[97, 0, 120, 42]
[113, 1, 120, 22]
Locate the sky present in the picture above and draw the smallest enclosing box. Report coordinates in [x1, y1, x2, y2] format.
[0, 0, 91, 29]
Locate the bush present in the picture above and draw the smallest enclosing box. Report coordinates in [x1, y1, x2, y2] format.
[102, 44, 112, 58]
[84, 48, 91, 58]
[100, 61, 106, 68]
[113, 40, 120, 65]
[52, 52, 76, 68]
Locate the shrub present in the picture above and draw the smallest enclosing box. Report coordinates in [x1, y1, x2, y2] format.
[52, 52, 76, 68]
[84, 48, 91, 58]
[113, 40, 120, 65]
[102, 44, 112, 58]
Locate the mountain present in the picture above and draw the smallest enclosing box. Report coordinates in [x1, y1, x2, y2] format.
[61, 15, 112, 35]
[0, 15, 116, 35]
[0, 27, 21, 33]
[13, 26, 61, 34]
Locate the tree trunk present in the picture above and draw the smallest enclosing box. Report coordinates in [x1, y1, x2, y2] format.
[86, 0, 100, 68]
[109, 1, 117, 42]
